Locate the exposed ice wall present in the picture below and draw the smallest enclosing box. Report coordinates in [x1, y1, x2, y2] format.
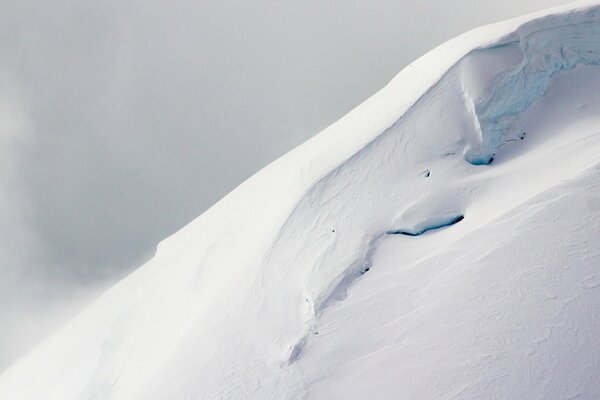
[465, 9, 600, 164]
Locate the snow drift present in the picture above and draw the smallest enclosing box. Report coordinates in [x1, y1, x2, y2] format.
[2, 1, 600, 399]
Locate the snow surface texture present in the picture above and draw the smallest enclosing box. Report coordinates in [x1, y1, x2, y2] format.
[2, 2, 600, 399]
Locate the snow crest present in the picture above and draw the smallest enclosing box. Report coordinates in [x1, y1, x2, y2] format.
[2, 2, 600, 400]
[464, 8, 600, 163]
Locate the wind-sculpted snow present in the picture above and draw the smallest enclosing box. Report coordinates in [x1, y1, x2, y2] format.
[269, 3, 600, 323]
[2, 2, 600, 400]
[465, 10, 600, 164]
[386, 214, 464, 236]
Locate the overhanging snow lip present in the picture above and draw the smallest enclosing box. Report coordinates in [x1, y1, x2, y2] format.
[464, 12, 600, 165]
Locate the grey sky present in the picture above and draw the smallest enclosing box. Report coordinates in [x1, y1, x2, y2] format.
[0, 0, 572, 371]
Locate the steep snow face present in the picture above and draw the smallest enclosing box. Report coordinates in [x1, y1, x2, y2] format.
[464, 8, 600, 164]
[2, 2, 600, 400]
[292, 63, 600, 399]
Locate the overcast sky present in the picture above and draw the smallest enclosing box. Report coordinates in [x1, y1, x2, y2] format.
[0, 0, 572, 371]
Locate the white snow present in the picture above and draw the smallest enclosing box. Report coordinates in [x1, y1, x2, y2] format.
[2, 1, 600, 399]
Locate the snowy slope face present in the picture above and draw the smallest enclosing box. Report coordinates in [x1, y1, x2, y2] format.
[2, 2, 600, 400]
[463, 7, 600, 164]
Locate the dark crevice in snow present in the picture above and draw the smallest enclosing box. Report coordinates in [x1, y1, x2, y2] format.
[386, 214, 464, 236]
[469, 152, 495, 166]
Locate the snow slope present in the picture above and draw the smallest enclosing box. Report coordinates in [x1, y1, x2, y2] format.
[2, 1, 600, 399]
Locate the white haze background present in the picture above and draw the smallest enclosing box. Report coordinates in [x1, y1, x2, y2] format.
[0, 0, 572, 370]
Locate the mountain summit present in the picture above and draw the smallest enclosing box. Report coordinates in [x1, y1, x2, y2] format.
[2, 2, 600, 399]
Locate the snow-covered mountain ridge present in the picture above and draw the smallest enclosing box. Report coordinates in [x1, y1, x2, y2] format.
[2, 1, 600, 399]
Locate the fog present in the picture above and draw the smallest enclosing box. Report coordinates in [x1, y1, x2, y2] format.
[0, 0, 571, 370]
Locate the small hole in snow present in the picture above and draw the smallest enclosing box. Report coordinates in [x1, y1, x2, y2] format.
[423, 170, 431, 178]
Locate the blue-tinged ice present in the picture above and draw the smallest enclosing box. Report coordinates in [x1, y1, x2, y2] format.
[465, 18, 600, 164]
